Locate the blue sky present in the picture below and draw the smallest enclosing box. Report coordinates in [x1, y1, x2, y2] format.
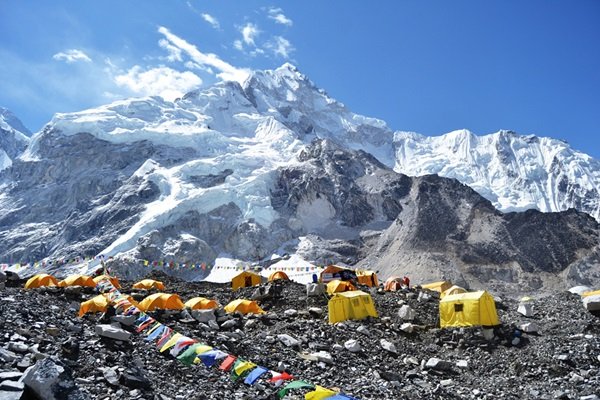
[1, 1, 599, 157]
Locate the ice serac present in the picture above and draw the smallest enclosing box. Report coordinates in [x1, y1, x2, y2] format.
[393, 130, 600, 221]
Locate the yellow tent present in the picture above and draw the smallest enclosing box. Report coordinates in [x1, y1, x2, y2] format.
[231, 271, 262, 291]
[384, 276, 404, 292]
[79, 294, 110, 317]
[184, 297, 219, 310]
[326, 279, 357, 295]
[132, 279, 165, 291]
[328, 290, 378, 324]
[92, 275, 121, 289]
[440, 285, 467, 299]
[582, 289, 600, 298]
[439, 291, 499, 328]
[24, 274, 59, 289]
[421, 280, 452, 293]
[138, 293, 185, 312]
[58, 274, 96, 288]
[356, 270, 378, 287]
[224, 299, 265, 315]
[268, 271, 290, 282]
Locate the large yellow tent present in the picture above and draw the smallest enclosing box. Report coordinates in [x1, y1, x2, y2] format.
[79, 294, 110, 317]
[132, 279, 165, 291]
[58, 274, 96, 288]
[231, 271, 262, 291]
[328, 290, 378, 324]
[92, 275, 121, 289]
[440, 285, 467, 299]
[184, 297, 219, 310]
[224, 299, 265, 315]
[24, 274, 58, 289]
[356, 270, 378, 287]
[421, 280, 452, 293]
[138, 293, 185, 312]
[268, 271, 290, 282]
[384, 276, 403, 292]
[326, 279, 357, 295]
[439, 291, 499, 328]
[582, 289, 600, 298]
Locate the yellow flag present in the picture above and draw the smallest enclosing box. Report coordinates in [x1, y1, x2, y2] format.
[234, 360, 256, 376]
[305, 386, 337, 400]
[159, 333, 182, 353]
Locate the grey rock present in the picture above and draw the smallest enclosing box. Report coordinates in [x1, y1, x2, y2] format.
[425, 358, 453, 371]
[191, 309, 216, 323]
[0, 372, 22, 381]
[7, 343, 28, 354]
[278, 334, 300, 348]
[308, 307, 323, 317]
[21, 356, 86, 400]
[207, 320, 220, 331]
[380, 339, 397, 354]
[0, 381, 23, 392]
[306, 283, 326, 297]
[0, 348, 18, 363]
[517, 302, 535, 317]
[220, 319, 238, 330]
[400, 322, 415, 333]
[519, 322, 539, 334]
[283, 309, 298, 318]
[344, 339, 361, 353]
[120, 367, 152, 390]
[356, 325, 370, 336]
[398, 305, 416, 321]
[102, 367, 120, 386]
[111, 315, 137, 327]
[0, 389, 23, 400]
[95, 324, 131, 341]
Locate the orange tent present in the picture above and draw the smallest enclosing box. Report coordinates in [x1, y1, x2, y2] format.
[185, 297, 219, 310]
[224, 299, 265, 315]
[138, 293, 185, 312]
[132, 279, 165, 291]
[384, 276, 404, 292]
[58, 274, 96, 288]
[268, 271, 290, 281]
[93, 275, 121, 289]
[231, 271, 262, 291]
[79, 294, 110, 317]
[326, 279, 357, 295]
[357, 270, 378, 287]
[24, 274, 58, 289]
[320, 265, 356, 283]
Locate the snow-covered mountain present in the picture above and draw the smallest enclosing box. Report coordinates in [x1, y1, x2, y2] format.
[0, 107, 30, 171]
[1, 64, 599, 291]
[394, 130, 600, 221]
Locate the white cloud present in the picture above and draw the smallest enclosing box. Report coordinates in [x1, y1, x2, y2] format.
[158, 26, 250, 83]
[268, 7, 293, 27]
[52, 49, 92, 63]
[233, 40, 243, 51]
[114, 65, 202, 101]
[241, 23, 260, 47]
[267, 36, 295, 59]
[158, 39, 182, 62]
[201, 13, 220, 29]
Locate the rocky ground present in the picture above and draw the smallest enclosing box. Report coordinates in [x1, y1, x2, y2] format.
[1, 270, 599, 400]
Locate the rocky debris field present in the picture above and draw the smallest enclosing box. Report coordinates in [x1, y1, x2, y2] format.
[0, 270, 599, 400]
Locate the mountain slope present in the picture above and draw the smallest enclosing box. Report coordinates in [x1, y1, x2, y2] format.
[0, 107, 30, 171]
[394, 130, 600, 221]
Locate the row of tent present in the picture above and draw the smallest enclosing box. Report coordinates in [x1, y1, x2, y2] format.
[80, 292, 264, 317]
[25, 274, 167, 291]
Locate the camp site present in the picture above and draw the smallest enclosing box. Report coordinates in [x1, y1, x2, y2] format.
[2, 264, 600, 399]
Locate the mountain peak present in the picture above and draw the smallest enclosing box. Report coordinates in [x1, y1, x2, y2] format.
[0, 107, 32, 137]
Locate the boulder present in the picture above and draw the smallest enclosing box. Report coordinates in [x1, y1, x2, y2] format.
[357, 325, 370, 336]
[0, 372, 23, 382]
[314, 351, 334, 365]
[21, 357, 86, 400]
[220, 319, 238, 330]
[518, 322, 539, 334]
[191, 309, 216, 323]
[380, 339, 397, 354]
[398, 305, 415, 321]
[400, 323, 415, 333]
[95, 324, 131, 341]
[425, 357, 453, 371]
[306, 283, 326, 297]
[517, 302, 534, 317]
[111, 315, 137, 327]
[308, 307, 323, 318]
[344, 339, 361, 353]
[0, 381, 24, 392]
[278, 334, 300, 348]
[284, 309, 298, 318]
[120, 367, 152, 390]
